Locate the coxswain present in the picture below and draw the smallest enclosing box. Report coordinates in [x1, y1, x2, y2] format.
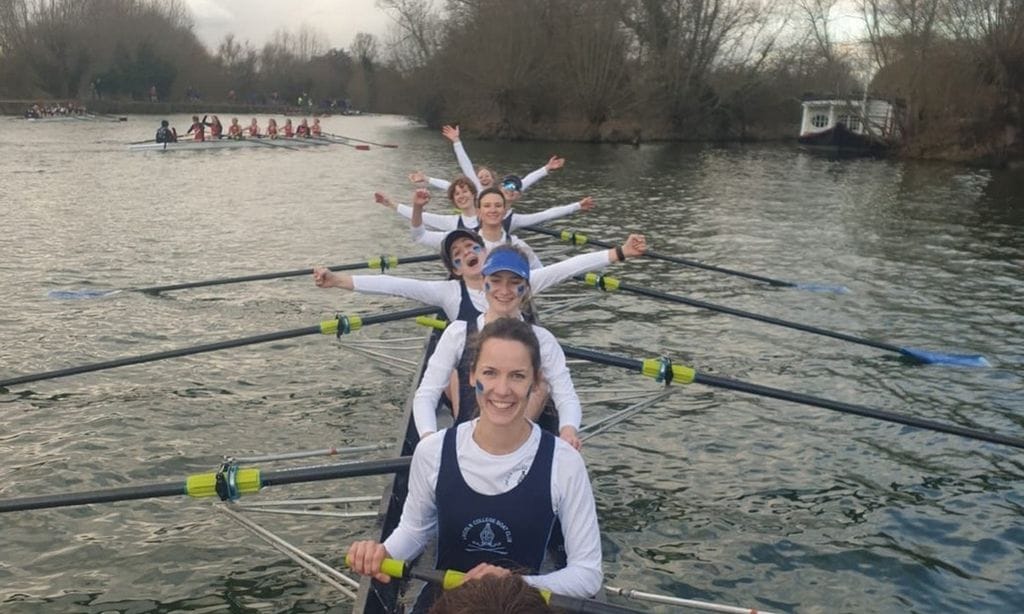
[247, 118, 260, 137]
[155, 119, 177, 143]
[310, 117, 322, 136]
[282, 118, 294, 138]
[346, 317, 604, 611]
[227, 117, 242, 139]
[186, 115, 206, 141]
[296, 118, 311, 138]
[266, 118, 279, 139]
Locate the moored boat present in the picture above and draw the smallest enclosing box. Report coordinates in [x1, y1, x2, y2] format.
[798, 95, 904, 154]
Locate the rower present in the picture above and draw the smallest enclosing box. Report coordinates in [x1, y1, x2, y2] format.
[421, 124, 565, 195]
[281, 118, 294, 138]
[296, 118, 311, 138]
[266, 118, 279, 139]
[312, 227, 647, 324]
[155, 119, 177, 143]
[186, 115, 205, 141]
[412, 245, 588, 449]
[410, 188, 546, 268]
[247, 118, 260, 137]
[226, 117, 243, 140]
[310, 118, 322, 136]
[346, 317, 604, 610]
[382, 177, 592, 233]
[207, 115, 223, 139]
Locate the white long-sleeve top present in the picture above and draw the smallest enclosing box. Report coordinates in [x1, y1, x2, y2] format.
[350, 249, 612, 321]
[383, 420, 603, 598]
[410, 225, 544, 269]
[426, 141, 550, 194]
[412, 315, 582, 435]
[394, 201, 581, 232]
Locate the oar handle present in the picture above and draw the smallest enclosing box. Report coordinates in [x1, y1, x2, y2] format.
[352, 558, 642, 613]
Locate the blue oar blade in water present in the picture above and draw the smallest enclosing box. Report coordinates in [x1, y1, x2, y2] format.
[793, 282, 852, 294]
[899, 347, 990, 367]
[48, 289, 123, 299]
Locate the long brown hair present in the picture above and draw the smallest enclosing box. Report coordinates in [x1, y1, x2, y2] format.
[428, 574, 555, 614]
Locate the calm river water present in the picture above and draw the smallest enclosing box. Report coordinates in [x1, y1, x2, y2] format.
[1, 114, 1022, 613]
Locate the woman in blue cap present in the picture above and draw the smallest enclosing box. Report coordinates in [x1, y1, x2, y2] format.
[411, 244, 606, 450]
[314, 227, 646, 324]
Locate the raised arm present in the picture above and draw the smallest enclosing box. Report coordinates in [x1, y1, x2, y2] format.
[442, 124, 481, 192]
[507, 196, 593, 229]
[520, 155, 565, 191]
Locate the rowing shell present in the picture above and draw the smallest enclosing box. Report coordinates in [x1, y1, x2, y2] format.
[128, 137, 333, 152]
[353, 322, 443, 613]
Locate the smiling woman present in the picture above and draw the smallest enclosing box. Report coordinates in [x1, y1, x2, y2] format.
[347, 317, 604, 613]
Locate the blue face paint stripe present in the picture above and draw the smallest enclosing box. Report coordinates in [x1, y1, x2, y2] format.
[475, 381, 485, 394]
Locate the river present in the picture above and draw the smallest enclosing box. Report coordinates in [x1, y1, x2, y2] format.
[1, 114, 1022, 613]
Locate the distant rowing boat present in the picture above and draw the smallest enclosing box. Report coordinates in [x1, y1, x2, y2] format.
[24, 114, 127, 123]
[128, 136, 335, 152]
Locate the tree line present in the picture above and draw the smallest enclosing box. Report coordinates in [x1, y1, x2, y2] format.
[379, 0, 1021, 163]
[0, 0, 403, 113]
[1, 0, 1020, 162]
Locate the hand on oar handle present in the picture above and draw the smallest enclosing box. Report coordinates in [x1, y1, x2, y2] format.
[579, 196, 595, 211]
[546, 155, 566, 171]
[346, 541, 392, 583]
[312, 267, 353, 290]
[621, 234, 648, 259]
[461, 562, 512, 582]
[409, 170, 427, 184]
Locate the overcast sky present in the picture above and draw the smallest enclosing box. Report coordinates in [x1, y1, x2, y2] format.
[183, 0, 392, 52]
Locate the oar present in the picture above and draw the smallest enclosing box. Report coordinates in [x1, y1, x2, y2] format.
[247, 135, 298, 151]
[605, 585, 780, 614]
[0, 456, 411, 514]
[0, 305, 437, 389]
[353, 557, 644, 614]
[49, 253, 440, 299]
[314, 134, 370, 150]
[324, 131, 397, 148]
[578, 273, 988, 367]
[522, 225, 849, 293]
[562, 345, 1024, 451]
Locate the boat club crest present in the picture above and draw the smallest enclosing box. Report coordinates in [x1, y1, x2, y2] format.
[461, 517, 512, 555]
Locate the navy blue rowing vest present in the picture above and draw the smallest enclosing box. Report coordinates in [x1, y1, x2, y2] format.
[455, 279, 481, 323]
[435, 426, 557, 573]
[453, 317, 480, 425]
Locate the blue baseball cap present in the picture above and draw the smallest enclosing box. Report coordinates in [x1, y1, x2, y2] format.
[501, 174, 523, 192]
[482, 248, 530, 282]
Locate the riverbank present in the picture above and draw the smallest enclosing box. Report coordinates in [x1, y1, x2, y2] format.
[0, 99, 348, 118]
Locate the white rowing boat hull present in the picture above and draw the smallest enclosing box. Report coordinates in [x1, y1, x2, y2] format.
[128, 137, 331, 152]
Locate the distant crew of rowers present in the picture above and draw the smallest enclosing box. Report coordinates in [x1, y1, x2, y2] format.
[24, 102, 89, 118]
[160, 115, 328, 143]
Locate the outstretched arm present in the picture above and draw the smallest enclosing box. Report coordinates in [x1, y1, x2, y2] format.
[520, 155, 565, 191]
[442, 124, 481, 192]
[508, 196, 593, 229]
